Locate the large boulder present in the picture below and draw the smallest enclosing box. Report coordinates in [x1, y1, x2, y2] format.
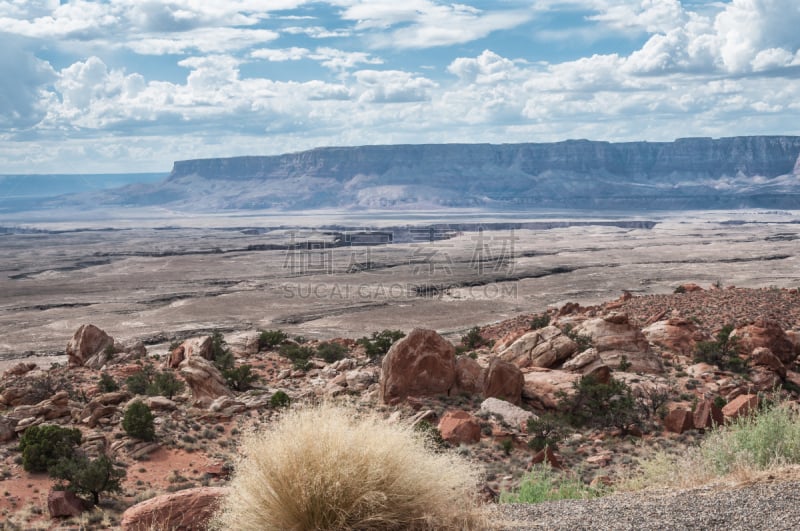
[522, 370, 581, 410]
[179, 357, 233, 408]
[733, 319, 797, 364]
[722, 394, 759, 420]
[693, 399, 724, 430]
[437, 410, 481, 445]
[180, 336, 214, 361]
[499, 326, 578, 369]
[479, 397, 535, 430]
[642, 318, 707, 355]
[66, 324, 115, 367]
[663, 407, 693, 434]
[454, 356, 485, 395]
[120, 487, 227, 531]
[48, 489, 87, 518]
[483, 357, 523, 405]
[379, 329, 456, 404]
[573, 313, 663, 373]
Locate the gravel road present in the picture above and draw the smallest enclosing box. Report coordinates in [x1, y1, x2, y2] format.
[491, 479, 800, 530]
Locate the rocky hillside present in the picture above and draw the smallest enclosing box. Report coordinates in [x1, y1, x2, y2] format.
[0, 284, 799, 528]
[94, 136, 800, 211]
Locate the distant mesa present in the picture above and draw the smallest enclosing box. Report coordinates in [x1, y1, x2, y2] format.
[46, 136, 800, 211]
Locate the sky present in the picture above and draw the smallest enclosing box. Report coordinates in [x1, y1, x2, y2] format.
[1, 0, 800, 174]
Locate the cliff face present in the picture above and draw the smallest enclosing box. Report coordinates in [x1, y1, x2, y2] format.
[147, 136, 800, 210]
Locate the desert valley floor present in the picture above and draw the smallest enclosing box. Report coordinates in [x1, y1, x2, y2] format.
[2, 211, 799, 364]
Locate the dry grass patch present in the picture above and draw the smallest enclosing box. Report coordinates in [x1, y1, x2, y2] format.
[213, 402, 487, 530]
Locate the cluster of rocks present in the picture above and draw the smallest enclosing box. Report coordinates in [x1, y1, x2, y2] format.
[1, 284, 800, 528]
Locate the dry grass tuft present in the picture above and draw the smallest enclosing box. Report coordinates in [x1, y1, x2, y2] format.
[212, 402, 487, 530]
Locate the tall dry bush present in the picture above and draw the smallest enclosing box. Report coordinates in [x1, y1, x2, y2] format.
[213, 402, 486, 530]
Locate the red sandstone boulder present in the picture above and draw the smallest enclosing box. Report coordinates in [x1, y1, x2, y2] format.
[168, 345, 185, 368]
[663, 407, 693, 434]
[642, 318, 707, 355]
[483, 357, 524, 405]
[722, 394, 759, 420]
[499, 326, 578, 369]
[531, 446, 563, 468]
[179, 336, 213, 361]
[693, 399, 724, 430]
[120, 487, 227, 531]
[379, 329, 456, 404]
[66, 324, 115, 367]
[437, 410, 481, 445]
[179, 357, 233, 408]
[573, 313, 663, 374]
[522, 370, 581, 410]
[454, 355, 485, 395]
[733, 319, 796, 364]
[2, 362, 37, 378]
[48, 489, 87, 518]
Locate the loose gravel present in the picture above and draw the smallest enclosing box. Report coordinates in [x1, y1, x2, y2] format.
[491, 480, 800, 530]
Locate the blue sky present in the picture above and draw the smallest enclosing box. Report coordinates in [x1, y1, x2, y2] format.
[1, 0, 800, 173]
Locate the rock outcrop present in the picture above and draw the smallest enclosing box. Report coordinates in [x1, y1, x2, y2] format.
[483, 358, 524, 405]
[642, 318, 707, 355]
[437, 410, 481, 445]
[179, 357, 233, 408]
[480, 397, 535, 430]
[67, 324, 115, 367]
[499, 326, 578, 369]
[379, 329, 456, 404]
[734, 319, 797, 364]
[573, 313, 663, 373]
[120, 487, 227, 531]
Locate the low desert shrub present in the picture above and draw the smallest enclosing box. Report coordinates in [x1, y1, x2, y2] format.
[223, 364, 258, 391]
[122, 401, 156, 441]
[693, 324, 745, 373]
[501, 465, 605, 504]
[50, 454, 125, 505]
[212, 403, 485, 530]
[461, 326, 486, 350]
[98, 372, 119, 393]
[278, 343, 315, 370]
[258, 329, 288, 350]
[529, 313, 551, 330]
[357, 330, 405, 360]
[559, 374, 640, 432]
[269, 390, 291, 408]
[315, 341, 348, 363]
[622, 399, 800, 490]
[19, 425, 82, 473]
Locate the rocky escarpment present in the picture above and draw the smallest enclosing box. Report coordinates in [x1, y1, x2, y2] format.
[147, 136, 800, 211]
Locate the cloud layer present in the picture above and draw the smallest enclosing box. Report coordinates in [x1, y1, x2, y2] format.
[0, 0, 799, 173]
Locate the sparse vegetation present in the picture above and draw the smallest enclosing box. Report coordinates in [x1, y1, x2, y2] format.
[50, 454, 126, 505]
[559, 375, 640, 432]
[624, 398, 800, 490]
[315, 341, 348, 363]
[19, 425, 82, 473]
[122, 400, 156, 441]
[98, 372, 119, 393]
[694, 324, 745, 372]
[258, 329, 288, 350]
[561, 324, 593, 351]
[212, 403, 485, 530]
[501, 465, 605, 504]
[529, 313, 551, 330]
[527, 413, 566, 451]
[461, 326, 486, 350]
[269, 390, 291, 408]
[278, 343, 315, 370]
[357, 329, 405, 360]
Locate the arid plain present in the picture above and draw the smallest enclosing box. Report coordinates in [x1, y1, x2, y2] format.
[2, 210, 799, 363]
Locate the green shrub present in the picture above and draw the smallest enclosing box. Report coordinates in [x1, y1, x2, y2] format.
[212, 403, 485, 530]
[315, 341, 348, 363]
[50, 454, 125, 505]
[701, 400, 800, 475]
[278, 343, 315, 371]
[529, 314, 551, 330]
[624, 399, 800, 490]
[224, 365, 258, 392]
[561, 324, 593, 351]
[125, 363, 157, 395]
[501, 465, 605, 504]
[559, 375, 640, 432]
[674, 285, 687, 294]
[147, 370, 184, 399]
[694, 324, 744, 372]
[413, 419, 448, 449]
[357, 329, 405, 360]
[527, 413, 566, 452]
[461, 326, 486, 350]
[98, 372, 119, 393]
[19, 425, 82, 473]
[211, 331, 235, 372]
[269, 390, 291, 408]
[123, 401, 156, 441]
[258, 329, 288, 350]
